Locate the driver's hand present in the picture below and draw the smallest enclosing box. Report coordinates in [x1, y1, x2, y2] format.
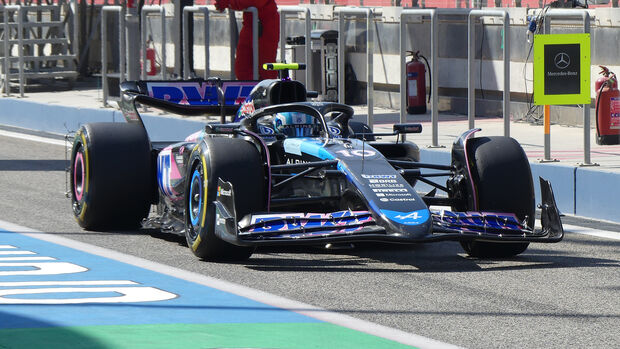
[215, 0, 230, 12]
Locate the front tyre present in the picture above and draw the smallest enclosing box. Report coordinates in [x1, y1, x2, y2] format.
[184, 137, 265, 261]
[459, 136, 534, 258]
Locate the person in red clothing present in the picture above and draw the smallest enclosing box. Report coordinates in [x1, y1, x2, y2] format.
[215, 0, 279, 80]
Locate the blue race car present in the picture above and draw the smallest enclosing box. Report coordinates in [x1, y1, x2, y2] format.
[69, 69, 563, 261]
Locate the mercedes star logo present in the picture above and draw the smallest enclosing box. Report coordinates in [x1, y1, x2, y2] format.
[554, 52, 570, 70]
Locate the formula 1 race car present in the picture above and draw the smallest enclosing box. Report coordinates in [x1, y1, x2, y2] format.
[69, 65, 563, 261]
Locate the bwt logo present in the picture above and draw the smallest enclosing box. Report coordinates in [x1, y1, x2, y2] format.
[147, 82, 257, 106]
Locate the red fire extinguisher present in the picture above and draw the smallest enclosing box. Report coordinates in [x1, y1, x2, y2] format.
[406, 51, 431, 114]
[145, 48, 157, 76]
[595, 66, 620, 145]
[141, 39, 157, 77]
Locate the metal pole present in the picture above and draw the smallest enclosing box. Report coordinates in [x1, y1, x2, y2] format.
[3, 6, 14, 96]
[17, 6, 24, 97]
[544, 105, 551, 160]
[337, 7, 374, 129]
[279, 10, 285, 65]
[278, 6, 312, 89]
[101, 6, 124, 106]
[399, 9, 439, 146]
[229, 9, 236, 79]
[125, 1, 140, 81]
[246, 7, 259, 80]
[141, 6, 166, 81]
[183, 7, 190, 79]
[160, 7, 166, 79]
[102, 7, 110, 105]
[338, 11, 344, 104]
[120, 7, 126, 83]
[582, 13, 592, 166]
[503, 11, 510, 137]
[467, 13, 475, 129]
[367, 9, 374, 129]
[183, 6, 210, 79]
[71, 0, 79, 64]
[431, 12, 438, 146]
[203, 8, 210, 79]
[543, 9, 592, 165]
[468, 10, 510, 136]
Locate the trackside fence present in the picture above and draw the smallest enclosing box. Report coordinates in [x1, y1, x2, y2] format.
[95, 4, 598, 164]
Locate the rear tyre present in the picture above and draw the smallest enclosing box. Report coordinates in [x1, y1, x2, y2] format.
[458, 136, 533, 258]
[184, 137, 264, 261]
[70, 123, 153, 230]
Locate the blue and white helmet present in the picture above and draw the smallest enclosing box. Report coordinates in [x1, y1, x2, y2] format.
[273, 112, 320, 137]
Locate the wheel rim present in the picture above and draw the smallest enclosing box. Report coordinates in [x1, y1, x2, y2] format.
[188, 166, 203, 236]
[73, 150, 85, 202]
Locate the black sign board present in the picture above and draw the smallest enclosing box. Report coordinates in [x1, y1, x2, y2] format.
[544, 44, 581, 95]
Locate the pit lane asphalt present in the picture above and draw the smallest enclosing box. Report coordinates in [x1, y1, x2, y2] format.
[1, 130, 619, 349]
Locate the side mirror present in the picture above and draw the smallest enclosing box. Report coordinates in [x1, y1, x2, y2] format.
[205, 124, 240, 134]
[306, 91, 319, 98]
[393, 123, 422, 134]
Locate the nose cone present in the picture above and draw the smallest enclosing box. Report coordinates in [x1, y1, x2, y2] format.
[379, 208, 433, 238]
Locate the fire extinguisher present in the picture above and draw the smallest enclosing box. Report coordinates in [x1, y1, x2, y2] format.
[406, 51, 431, 115]
[141, 39, 157, 77]
[146, 48, 157, 76]
[595, 66, 620, 145]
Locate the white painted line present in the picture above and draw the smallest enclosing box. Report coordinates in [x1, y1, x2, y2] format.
[535, 220, 620, 241]
[0, 129, 66, 147]
[563, 224, 620, 241]
[0, 219, 460, 349]
[0, 250, 35, 255]
[0, 280, 137, 287]
[0, 257, 55, 261]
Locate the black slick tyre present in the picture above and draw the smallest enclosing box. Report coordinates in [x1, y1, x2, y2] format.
[459, 136, 534, 258]
[184, 137, 265, 261]
[70, 123, 153, 230]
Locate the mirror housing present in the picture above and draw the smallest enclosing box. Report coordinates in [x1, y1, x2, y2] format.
[393, 123, 423, 134]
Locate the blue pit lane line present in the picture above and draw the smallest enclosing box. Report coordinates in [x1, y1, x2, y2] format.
[0, 220, 458, 349]
[0, 228, 314, 329]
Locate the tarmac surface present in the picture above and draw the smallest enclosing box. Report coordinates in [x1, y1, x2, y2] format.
[0, 130, 618, 349]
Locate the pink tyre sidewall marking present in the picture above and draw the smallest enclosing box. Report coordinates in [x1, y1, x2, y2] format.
[74, 151, 85, 202]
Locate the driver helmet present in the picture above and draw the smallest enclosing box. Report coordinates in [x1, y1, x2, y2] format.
[273, 112, 320, 137]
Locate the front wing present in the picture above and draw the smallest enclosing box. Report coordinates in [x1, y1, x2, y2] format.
[213, 178, 563, 247]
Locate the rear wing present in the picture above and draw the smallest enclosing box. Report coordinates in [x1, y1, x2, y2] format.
[118, 79, 258, 126]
